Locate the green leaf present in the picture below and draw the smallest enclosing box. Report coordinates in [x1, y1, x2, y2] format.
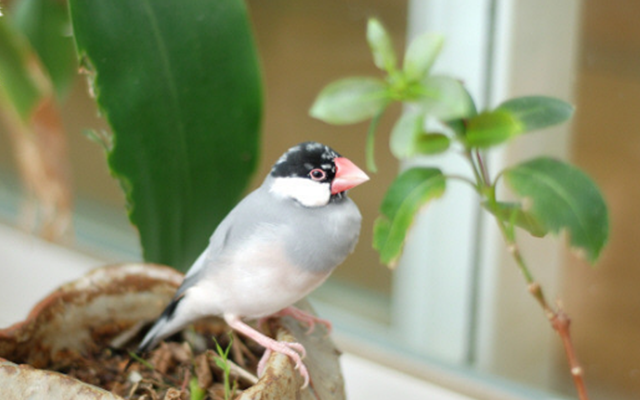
[418, 76, 473, 120]
[127, 351, 155, 371]
[465, 110, 523, 148]
[310, 77, 388, 124]
[69, 0, 262, 271]
[445, 118, 466, 138]
[189, 377, 207, 400]
[367, 18, 396, 73]
[389, 110, 423, 159]
[498, 96, 574, 132]
[0, 18, 46, 120]
[414, 132, 450, 155]
[503, 157, 609, 263]
[403, 32, 444, 82]
[374, 167, 446, 267]
[365, 106, 386, 173]
[12, 0, 76, 99]
[484, 201, 547, 237]
[388, 111, 450, 160]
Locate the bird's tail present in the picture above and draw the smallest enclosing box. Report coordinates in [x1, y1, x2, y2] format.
[125, 295, 185, 370]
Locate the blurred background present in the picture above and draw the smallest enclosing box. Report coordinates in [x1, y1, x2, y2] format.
[0, 0, 638, 399]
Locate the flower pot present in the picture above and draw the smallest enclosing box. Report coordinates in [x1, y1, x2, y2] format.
[0, 264, 345, 399]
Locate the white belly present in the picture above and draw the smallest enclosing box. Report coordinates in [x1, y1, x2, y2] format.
[185, 236, 330, 320]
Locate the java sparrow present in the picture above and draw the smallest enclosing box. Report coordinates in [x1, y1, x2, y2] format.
[134, 141, 369, 387]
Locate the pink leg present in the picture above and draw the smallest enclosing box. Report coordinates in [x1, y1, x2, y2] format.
[257, 348, 272, 377]
[225, 314, 309, 388]
[275, 306, 333, 335]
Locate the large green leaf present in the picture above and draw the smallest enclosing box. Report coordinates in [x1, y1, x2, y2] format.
[498, 96, 573, 132]
[503, 157, 609, 263]
[69, 0, 262, 271]
[11, 0, 76, 99]
[374, 167, 446, 267]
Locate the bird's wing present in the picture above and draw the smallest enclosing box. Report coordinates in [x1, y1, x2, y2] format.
[174, 186, 270, 298]
[173, 212, 233, 298]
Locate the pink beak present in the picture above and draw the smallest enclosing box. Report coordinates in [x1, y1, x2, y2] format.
[331, 157, 370, 195]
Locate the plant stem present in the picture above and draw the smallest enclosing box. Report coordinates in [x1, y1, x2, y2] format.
[444, 174, 481, 192]
[495, 218, 590, 400]
[552, 310, 590, 400]
[470, 150, 590, 400]
[465, 150, 485, 187]
[474, 149, 491, 184]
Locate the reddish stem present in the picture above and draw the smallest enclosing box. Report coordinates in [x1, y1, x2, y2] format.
[478, 151, 589, 400]
[529, 284, 589, 400]
[550, 309, 590, 400]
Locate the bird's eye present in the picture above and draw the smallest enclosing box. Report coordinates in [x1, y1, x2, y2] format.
[309, 168, 326, 181]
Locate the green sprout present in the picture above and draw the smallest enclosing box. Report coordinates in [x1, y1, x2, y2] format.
[210, 333, 238, 400]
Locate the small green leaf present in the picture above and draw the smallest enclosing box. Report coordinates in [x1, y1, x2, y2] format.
[415, 132, 450, 155]
[389, 110, 423, 159]
[498, 96, 574, 132]
[189, 377, 207, 400]
[484, 201, 547, 237]
[445, 118, 466, 138]
[418, 76, 473, 120]
[503, 157, 609, 263]
[310, 77, 388, 124]
[465, 110, 523, 148]
[403, 32, 444, 82]
[367, 18, 396, 73]
[374, 167, 446, 267]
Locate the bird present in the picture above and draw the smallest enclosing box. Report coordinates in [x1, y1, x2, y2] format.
[132, 141, 369, 388]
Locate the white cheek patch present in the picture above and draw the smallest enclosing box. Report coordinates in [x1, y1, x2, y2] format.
[270, 177, 331, 207]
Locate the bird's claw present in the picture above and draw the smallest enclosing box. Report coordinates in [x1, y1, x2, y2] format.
[257, 340, 309, 388]
[225, 314, 311, 389]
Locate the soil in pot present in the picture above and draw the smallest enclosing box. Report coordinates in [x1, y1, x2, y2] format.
[0, 264, 344, 400]
[54, 317, 265, 399]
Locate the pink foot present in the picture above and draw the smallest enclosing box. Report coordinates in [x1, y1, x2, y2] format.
[257, 348, 271, 377]
[273, 306, 333, 335]
[225, 314, 310, 388]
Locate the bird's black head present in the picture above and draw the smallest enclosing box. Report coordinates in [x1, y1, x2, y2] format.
[268, 141, 369, 207]
[270, 141, 340, 184]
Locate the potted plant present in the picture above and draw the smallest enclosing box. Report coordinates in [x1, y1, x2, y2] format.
[309, 18, 608, 400]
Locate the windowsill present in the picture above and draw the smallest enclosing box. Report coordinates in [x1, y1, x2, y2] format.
[342, 353, 475, 400]
[0, 223, 477, 400]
